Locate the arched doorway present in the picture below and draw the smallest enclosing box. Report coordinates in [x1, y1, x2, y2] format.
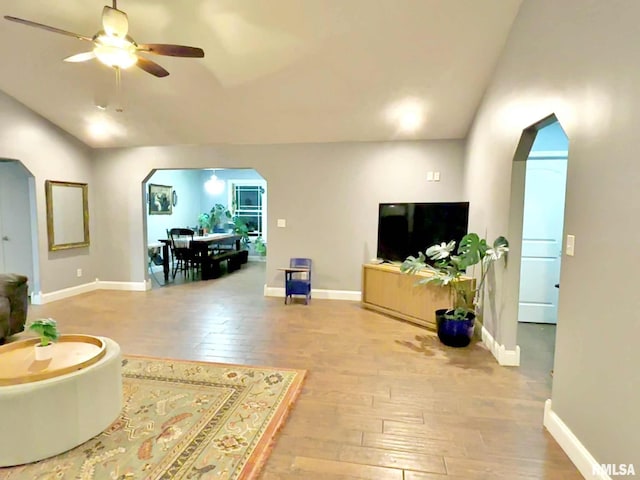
[506, 114, 569, 382]
[0, 159, 39, 296]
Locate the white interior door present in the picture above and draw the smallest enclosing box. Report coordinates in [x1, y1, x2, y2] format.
[518, 158, 567, 324]
[0, 162, 35, 286]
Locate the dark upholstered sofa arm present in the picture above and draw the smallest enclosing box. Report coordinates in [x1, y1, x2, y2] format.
[0, 273, 29, 342]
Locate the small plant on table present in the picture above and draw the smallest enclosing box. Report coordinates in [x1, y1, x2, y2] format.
[27, 318, 60, 347]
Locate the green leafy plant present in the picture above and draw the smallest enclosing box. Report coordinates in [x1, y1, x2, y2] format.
[400, 233, 509, 320]
[231, 216, 251, 248]
[254, 236, 267, 256]
[209, 204, 232, 231]
[27, 318, 60, 346]
[197, 212, 210, 229]
[207, 203, 255, 248]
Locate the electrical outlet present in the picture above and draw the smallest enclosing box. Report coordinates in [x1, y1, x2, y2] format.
[434, 171, 440, 182]
[277, 219, 286, 228]
[76, 268, 82, 277]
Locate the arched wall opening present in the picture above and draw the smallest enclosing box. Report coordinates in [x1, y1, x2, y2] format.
[501, 114, 569, 372]
[140, 167, 267, 288]
[0, 158, 39, 296]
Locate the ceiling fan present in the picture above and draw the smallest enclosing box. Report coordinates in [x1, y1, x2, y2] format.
[4, 0, 205, 78]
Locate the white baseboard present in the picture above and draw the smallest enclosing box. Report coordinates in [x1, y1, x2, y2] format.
[31, 279, 149, 304]
[264, 285, 361, 302]
[544, 400, 611, 479]
[96, 280, 149, 292]
[31, 281, 98, 305]
[481, 326, 521, 366]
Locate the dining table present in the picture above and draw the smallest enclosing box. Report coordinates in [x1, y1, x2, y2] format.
[157, 232, 241, 282]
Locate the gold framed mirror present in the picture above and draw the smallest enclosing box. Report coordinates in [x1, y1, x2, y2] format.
[45, 180, 90, 251]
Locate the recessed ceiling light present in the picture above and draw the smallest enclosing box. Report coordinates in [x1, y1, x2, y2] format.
[399, 107, 423, 132]
[88, 122, 110, 139]
[86, 116, 123, 140]
[387, 99, 425, 133]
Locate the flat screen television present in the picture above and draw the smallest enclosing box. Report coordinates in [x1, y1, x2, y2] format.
[376, 202, 469, 262]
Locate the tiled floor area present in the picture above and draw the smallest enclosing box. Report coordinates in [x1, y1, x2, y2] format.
[518, 321, 556, 390]
[21, 261, 580, 479]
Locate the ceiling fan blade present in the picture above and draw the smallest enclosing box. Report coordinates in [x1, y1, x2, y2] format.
[137, 44, 205, 58]
[64, 51, 96, 63]
[3, 16, 92, 41]
[102, 6, 128, 37]
[136, 56, 170, 78]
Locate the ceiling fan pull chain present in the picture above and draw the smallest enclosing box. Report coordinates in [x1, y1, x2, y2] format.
[115, 67, 124, 113]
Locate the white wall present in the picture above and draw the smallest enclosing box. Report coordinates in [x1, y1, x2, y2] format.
[0, 91, 95, 294]
[199, 168, 264, 215]
[464, 0, 639, 469]
[199, 170, 227, 213]
[93, 140, 465, 291]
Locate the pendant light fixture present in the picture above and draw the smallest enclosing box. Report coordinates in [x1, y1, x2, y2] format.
[204, 169, 225, 195]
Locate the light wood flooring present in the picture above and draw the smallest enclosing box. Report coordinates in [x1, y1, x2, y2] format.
[22, 262, 582, 479]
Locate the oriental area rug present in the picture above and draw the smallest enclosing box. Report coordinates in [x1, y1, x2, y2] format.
[0, 356, 306, 480]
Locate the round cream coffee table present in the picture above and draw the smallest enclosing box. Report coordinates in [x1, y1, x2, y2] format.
[0, 335, 122, 467]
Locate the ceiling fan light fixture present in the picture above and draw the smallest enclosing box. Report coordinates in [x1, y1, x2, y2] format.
[93, 33, 137, 68]
[102, 6, 129, 38]
[4, 8, 205, 79]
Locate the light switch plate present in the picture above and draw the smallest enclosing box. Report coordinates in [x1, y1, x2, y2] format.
[566, 234, 575, 256]
[426, 171, 434, 181]
[277, 219, 286, 228]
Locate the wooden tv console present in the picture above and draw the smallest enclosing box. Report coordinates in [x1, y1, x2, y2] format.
[361, 263, 474, 330]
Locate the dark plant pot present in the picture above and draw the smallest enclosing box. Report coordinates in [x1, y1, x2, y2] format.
[435, 308, 476, 348]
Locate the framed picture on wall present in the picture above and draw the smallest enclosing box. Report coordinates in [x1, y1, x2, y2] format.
[149, 183, 173, 215]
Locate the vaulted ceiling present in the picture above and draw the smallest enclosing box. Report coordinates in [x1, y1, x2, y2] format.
[0, 0, 522, 148]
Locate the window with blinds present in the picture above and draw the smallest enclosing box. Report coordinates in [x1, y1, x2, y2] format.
[232, 184, 264, 236]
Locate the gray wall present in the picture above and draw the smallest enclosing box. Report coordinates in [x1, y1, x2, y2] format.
[0, 91, 95, 294]
[464, 0, 639, 467]
[93, 140, 465, 291]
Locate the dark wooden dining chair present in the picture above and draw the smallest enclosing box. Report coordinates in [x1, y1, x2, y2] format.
[168, 228, 197, 279]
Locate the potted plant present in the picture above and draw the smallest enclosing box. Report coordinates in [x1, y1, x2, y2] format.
[197, 213, 210, 235]
[254, 236, 266, 256]
[400, 233, 508, 347]
[27, 317, 60, 360]
[209, 204, 232, 232]
[231, 216, 251, 249]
